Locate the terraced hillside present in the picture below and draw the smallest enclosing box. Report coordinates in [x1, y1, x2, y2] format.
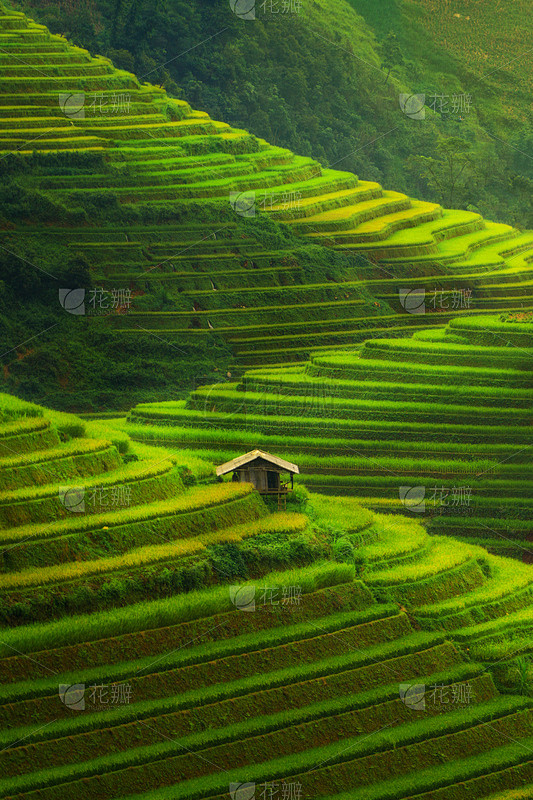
[0, 393, 322, 624]
[2, 392, 533, 799]
[1, 4, 533, 374]
[126, 314, 533, 559]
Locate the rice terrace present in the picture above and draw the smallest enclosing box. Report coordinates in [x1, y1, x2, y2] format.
[0, 0, 532, 797]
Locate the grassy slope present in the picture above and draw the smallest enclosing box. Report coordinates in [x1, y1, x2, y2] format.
[0, 2, 532, 407]
[1, 392, 533, 799]
[125, 314, 533, 559]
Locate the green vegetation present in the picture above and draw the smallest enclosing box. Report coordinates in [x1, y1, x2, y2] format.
[0, 4, 532, 799]
[16, 0, 533, 228]
[0, 6, 531, 405]
[127, 314, 532, 556]
[0, 390, 533, 799]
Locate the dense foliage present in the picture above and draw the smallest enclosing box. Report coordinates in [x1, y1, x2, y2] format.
[15, 0, 533, 227]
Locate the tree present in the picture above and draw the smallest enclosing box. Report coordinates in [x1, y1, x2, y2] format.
[409, 137, 474, 208]
[381, 31, 403, 84]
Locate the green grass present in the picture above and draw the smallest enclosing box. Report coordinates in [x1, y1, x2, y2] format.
[0, 603, 416, 707]
[1, 7, 533, 799]
[309, 353, 533, 387]
[0, 509, 301, 591]
[0, 643, 470, 757]
[0, 664, 493, 782]
[0, 458, 184, 527]
[416, 555, 533, 629]
[125, 423, 528, 463]
[0, 439, 122, 491]
[2, 696, 529, 799]
[79, 699, 533, 800]
[0, 481, 258, 547]
[320, 737, 533, 800]
[0, 561, 356, 658]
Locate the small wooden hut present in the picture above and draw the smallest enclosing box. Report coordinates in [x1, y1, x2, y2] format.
[216, 449, 299, 509]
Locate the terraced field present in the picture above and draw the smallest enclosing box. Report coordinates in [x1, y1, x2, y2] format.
[1, 393, 533, 799]
[0, 395, 305, 623]
[1, 4, 533, 371]
[2, 1, 533, 797]
[126, 314, 533, 559]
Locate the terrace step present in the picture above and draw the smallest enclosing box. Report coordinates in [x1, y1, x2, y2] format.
[322, 737, 533, 800]
[0, 617, 437, 728]
[0, 511, 294, 609]
[0, 664, 493, 783]
[0, 418, 60, 455]
[381, 221, 519, 264]
[0, 439, 122, 491]
[186, 384, 531, 426]
[0, 481, 263, 572]
[416, 554, 533, 630]
[0, 580, 370, 683]
[241, 370, 533, 408]
[3, 696, 528, 800]
[0, 459, 184, 527]
[309, 352, 533, 388]
[323, 200, 444, 245]
[49, 701, 533, 800]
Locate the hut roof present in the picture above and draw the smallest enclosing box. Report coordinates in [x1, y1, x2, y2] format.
[216, 449, 299, 477]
